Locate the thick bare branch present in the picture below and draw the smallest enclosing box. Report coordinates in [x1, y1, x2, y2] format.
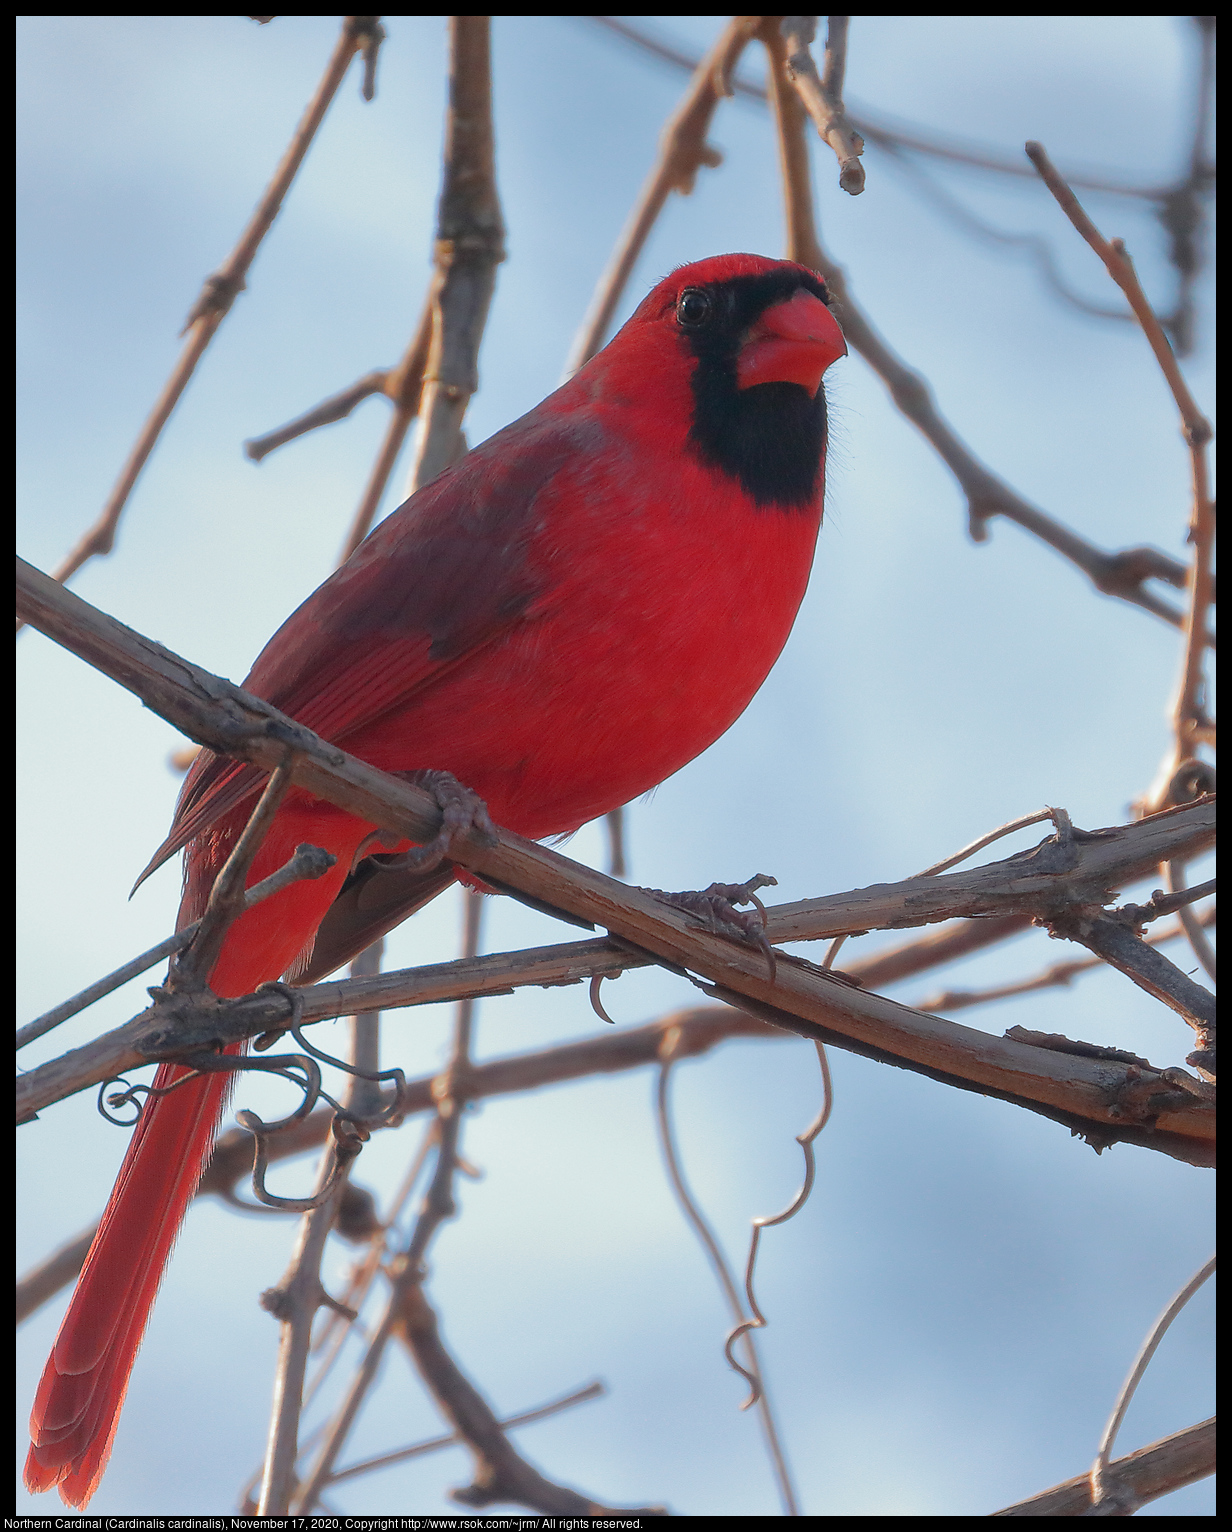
[14, 561, 1216, 1163]
[1048, 909, 1214, 1035]
[916, 908, 1215, 1016]
[992, 1416, 1215, 1516]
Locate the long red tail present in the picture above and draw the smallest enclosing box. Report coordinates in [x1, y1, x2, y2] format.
[25, 804, 363, 1507]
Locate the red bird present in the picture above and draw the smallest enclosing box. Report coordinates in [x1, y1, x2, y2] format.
[26, 252, 846, 1505]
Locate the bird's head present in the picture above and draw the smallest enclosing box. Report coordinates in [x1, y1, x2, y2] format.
[634, 252, 847, 398]
[613, 253, 848, 509]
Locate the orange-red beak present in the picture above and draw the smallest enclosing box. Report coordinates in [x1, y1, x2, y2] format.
[735, 288, 847, 396]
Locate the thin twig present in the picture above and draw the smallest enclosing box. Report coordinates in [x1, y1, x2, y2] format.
[301, 1118, 437, 1399]
[18, 17, 379, 626]
[1089, 1255, 1216, 1514]
[325, 1379, 606, 1485]
[589, 17, 1193, 200]
[755, 27, 1197, 635]
[244, 370, 392, 463]
[290, 894, 486, 1513]
[1166, 861, 1216, 985]
[655, 1046, 800, 1516]
[1024, 143, 1213, 449]
[16, 841, 335, 1050]
[392, 1283, 660, 1514]
[256, 1120, 367, 1514]
[915, 907, 1215, 1015]
[171, 759, 297, 986]
[1026, 141, 1217, 792]
[561, 15, 760, 378]
[824, 254, 1201, 631]
[338, 297, 435, 559]
[778, 17, 865, 194]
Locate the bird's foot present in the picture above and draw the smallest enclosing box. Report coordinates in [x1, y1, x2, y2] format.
[378, 770, 498, 874]
[644, 873, 779, 984]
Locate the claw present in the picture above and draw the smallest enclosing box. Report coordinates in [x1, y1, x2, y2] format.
[644, 873, 779, 984]
[380, 769, 497, 874]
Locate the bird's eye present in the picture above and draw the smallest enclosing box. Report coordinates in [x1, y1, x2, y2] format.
[676, 288, 713, 329]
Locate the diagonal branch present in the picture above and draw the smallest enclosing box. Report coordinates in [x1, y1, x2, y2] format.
[1048, 907, 1215, 1036]
[19, 17, 382, 625]
[561, 15, 760, 377]
[14, 559, 1216, 1164]
[992, 1416, 1215, 1516]
[756, 53, 1206, 636]
[391, 1283, 662, 1514]
[778, 16, 865, 193]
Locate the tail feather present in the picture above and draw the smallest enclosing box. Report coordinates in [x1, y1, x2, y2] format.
[25, 803, 370, 1508]
[25, 1060, 235, 1504]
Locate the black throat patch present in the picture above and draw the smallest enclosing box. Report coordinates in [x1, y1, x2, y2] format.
[684, 270, 831, 511]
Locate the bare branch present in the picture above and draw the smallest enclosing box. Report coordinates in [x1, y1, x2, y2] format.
[561, 16, 760, 377]
[16, 790, 1217, 1124]
[16, 842, 334, 1051]
[16, 1228, 98, 1326]
[244, 371, 393, 464]
[325, 1379, 606, 1486]
[1166, 859, 1217, 988]
[590, 17, 1192, 199]
[408, 16, 505, 490]
[14, 562, 1216, 1164]
[916, 907, 1215, 1016]
[992, 1416, 1215, 1516]
[392, 1283, 662, 1514]
[1026, 140, 1217, 786]
[822, 257, 1201, 630]
[1088, 1255, 1216, 1513]
[778, 17, 865, 193]
[1047, 906, 1215, 1035]
[20, 17, 378, 622]
[256, 1122, 367, 1514]
[754, 29, 1198, 636]
[338, 297, 435, 559]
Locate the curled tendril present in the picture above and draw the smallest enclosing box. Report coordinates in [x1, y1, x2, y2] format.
[287, 1021, 409, 1128]
[589, 972, 619, 1025]
[98, 1076, 149, 1126]
[724, 1041, 833, 1408]
[94, 984, 411, 1212]
[237, 1107, 368, 1212]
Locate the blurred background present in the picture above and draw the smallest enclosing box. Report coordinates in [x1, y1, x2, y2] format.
[17, 15, 1215, 1516]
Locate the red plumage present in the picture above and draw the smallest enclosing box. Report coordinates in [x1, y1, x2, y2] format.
[26, 253, 846, 1505]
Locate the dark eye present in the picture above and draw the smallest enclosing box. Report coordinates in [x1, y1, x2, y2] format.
[676, 288, 713, 329]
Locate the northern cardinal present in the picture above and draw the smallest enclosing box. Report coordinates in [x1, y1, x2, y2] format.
[26, 252, 846, 1506]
